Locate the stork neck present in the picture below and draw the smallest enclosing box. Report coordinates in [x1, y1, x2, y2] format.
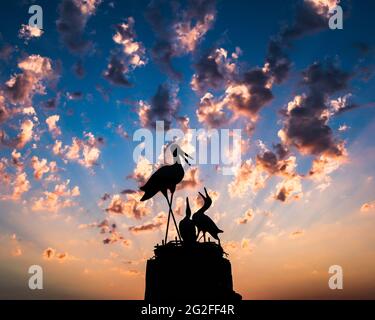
[173, 160, 183, 168]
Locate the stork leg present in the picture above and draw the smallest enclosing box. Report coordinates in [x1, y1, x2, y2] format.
[164, 198, 171, 244]
[168, 191, 182, 242]
[163, 191, 181, 243]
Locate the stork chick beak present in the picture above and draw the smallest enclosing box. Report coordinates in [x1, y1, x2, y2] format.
[186, 197, 191, 215]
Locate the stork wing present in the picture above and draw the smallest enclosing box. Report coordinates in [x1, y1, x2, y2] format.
[140, 165, 171, 191]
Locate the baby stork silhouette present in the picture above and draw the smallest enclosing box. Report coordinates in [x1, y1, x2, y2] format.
[192, 187, 223, 246]
[179, 197, 197, 245]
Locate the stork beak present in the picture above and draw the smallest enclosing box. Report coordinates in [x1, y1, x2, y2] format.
[179, 148, 193, 166]
[184, 152, 193, 160]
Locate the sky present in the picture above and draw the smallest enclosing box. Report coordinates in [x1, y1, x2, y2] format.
[0, 0, 375, 299]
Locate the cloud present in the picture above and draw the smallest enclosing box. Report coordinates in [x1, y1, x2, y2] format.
[256, 145, 299, 178]
[0, 44, 14, 61]
[174, 0, 216, 53]
[46, 115, 61, 137]
[308, 150, 347, 190]
[127, 156, 153, 186]
[65, 138, 81, 160]
[193, 62, 275, 126]
[18, 24, 43, 41]
[177, 116, 190, 133]
[73, 60, 85, 78]
[241, 238, 256, 252]
[146, 0, 216, 78]
[4, 55, 53, 105]
[11, 247, 22, 257]
[360, 201, 375, 214]
[196, 92, 230, 128]
[0, 94, 9, 124]
[7, 172, 30, 200]
[31, 156, 57, 180]
[173, 197, 185, 216]
[112, 17, 147, 68]
[282, 0, 339, 41]
[264, 38, 292, 84]
[43, 94, 61, 109]
[103, 18, 148, 87]
[31, 180, 80, 213]
[338, 124, 349, 132]
[43, 247, 71, 262]
[223, 238, 255, 253]
[1, 119, 34, 149]
[190, 0, 341, 129]
[225, 67, 274, 122]
[56, 0, 101, 54]
[138, 84, 180, 130]
[279, 61, 351, 158]
[43, 247, 55, 259]
[228, 140, 301, 202]
[289, 230, 305, 239]
[191, 47, 239, 93]
[103, 227, 131, 246]
[264, 0, 339, 84]
[66, 91, 83, 100]
[11, 149, 23, 169]
[79, 132, 102, 168]
[228, 160, 267, 198]
[53, 132, 102, 168]
[0, 151, 31, 201]
[274, 66, 352, 190]
[177, 167, 200, 190]
[273, 175, 303, 202]
[79, 219, 131, 246]
[128, 212, 167, 233]
[103, 54, 132, 87]
[105, 192, 151, 220]
[236, 209, 255, 225]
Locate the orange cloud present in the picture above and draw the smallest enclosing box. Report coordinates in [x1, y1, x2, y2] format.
[105, 192, 151, 220]
[236, 209, 255, 225]
[360, 201, 375, 214]
[32, 180, 80, 213]
[31, 156, 57, 180]
[46, 115, 61, 137]
[4, 55, 53, 105]
[19, 24, 43, 41]
[289, 230, 305, 239]
[53, 132, 102, 168]
[129, 212, 167, 233]
[43, 247, 72, 263]
[228, 160, 267, 198]
[177, 167, 200, 190]
[273, 176, 303, 203]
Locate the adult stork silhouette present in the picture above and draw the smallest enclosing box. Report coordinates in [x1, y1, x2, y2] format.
[140, 144, 193, 243]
